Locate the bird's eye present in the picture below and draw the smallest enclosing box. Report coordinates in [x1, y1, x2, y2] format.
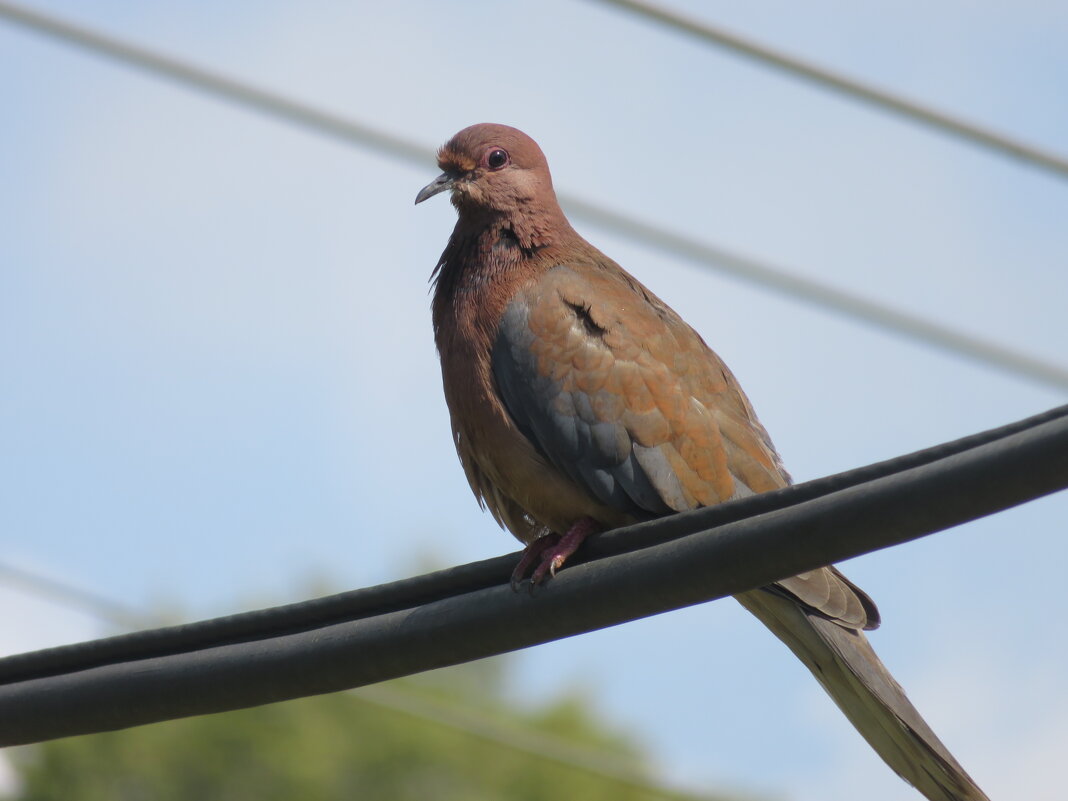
[485, 148, 509, 170]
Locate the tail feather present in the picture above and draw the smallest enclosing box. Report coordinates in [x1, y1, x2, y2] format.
[736, 588, 989, 801]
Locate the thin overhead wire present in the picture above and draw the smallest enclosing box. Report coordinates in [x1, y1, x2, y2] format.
[351, 684, 717, 801]
[0, 1, 1066, 392]
[1, 404, 1066, 745]
[0, 0, 428, 164]
[0, 562, 145, 629]
[567, 200, 1068, 391]
[589, 0, 1068, 182]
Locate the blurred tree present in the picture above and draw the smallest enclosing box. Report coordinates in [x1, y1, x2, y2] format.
[4, 658, 743, 801]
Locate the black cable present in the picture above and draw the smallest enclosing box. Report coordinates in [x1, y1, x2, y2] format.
[1, 403, 1065, 688]
[0, 405, 1065, 746]
[0, 582, 713, 796]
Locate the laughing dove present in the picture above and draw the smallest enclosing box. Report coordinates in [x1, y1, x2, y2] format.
[417, 123, 987, 801]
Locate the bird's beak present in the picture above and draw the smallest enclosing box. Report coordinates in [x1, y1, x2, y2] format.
[415, 172, 455, 205]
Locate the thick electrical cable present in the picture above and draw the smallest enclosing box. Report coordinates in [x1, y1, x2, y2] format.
[1, 403, 1065, 688]
[0, 577, 707, 799]
[0, 404, 1065, 746]
[0, 1, 1065, 391]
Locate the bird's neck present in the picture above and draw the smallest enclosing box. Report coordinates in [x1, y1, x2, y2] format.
[432, 204, 574, 296]
[430, 208, 577, 350]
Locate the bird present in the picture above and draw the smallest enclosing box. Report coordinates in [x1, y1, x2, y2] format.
[416, 122, 988, 801]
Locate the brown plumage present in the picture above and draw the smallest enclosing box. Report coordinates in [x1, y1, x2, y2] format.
[417, 123, 988, 801]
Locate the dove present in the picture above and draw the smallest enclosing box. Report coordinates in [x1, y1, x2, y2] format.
[417, 123, 987, 801]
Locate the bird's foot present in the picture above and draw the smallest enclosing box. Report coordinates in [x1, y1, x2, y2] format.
[510, 534, 560, 592]
[510, 517, 600, 592]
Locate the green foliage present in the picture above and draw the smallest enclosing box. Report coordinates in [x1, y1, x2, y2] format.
[6, 659, 738, 801]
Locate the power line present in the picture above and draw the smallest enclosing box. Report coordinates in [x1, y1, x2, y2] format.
[0, 566, 712, 800]
[351, 684, 722, 801]
[0, 0, 428, 164]
[1, 403, 1066, 745]
[567, 199, 1068, 391]
[589, 0, 1068, 182]
[0, 562, 145, 629]
[6, 402, 1064, 687]
[0, 1, 1065, 392]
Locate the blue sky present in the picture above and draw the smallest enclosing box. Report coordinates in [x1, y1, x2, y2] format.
[1, 2, 1067, 799]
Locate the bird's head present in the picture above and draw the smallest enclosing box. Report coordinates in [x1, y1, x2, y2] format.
[415, 123, 556, 215]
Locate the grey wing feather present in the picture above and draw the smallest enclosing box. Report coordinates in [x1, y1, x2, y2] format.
[492, 298, 671, 518]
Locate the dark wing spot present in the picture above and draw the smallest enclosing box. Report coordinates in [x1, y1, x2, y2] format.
[565, 300, 607, 338]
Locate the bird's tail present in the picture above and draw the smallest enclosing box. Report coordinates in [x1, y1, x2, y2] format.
[736, 589, 989, 801]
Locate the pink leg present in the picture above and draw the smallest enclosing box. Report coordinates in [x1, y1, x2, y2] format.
[511, 517, 600, 591]
[510, 534, 560, 592]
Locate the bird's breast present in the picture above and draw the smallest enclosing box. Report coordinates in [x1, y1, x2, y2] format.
[434, 271, 633, 540]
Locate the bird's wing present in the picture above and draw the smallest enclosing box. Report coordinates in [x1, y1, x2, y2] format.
[492, 261, 874, 628]
[493, 260, 989, 800]
[493, 261, 782, 509]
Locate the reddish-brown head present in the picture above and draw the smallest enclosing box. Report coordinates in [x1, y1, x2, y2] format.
[415, 124, 559, 216]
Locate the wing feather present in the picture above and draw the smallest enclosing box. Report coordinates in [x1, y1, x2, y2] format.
[492, 262, 875, 629]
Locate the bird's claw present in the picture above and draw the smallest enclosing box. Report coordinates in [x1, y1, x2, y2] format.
[509, 533, 559, 593]
[509, 517, 600, 594]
